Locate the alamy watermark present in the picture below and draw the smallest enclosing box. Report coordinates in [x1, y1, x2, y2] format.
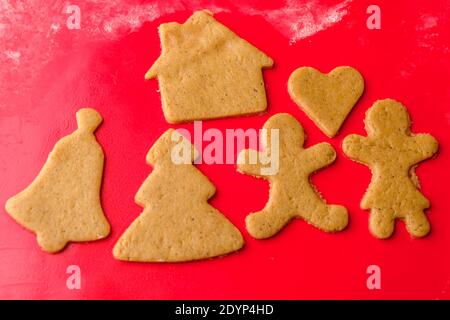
[65, 5, 81, 30]
[366, 264, 381, 290]
[66, 265, 81, 290]
[170, 121, 280, 176]
[366, 5, 381, 30]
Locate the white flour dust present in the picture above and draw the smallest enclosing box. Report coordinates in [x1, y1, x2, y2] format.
[242, 0, 352, 44]
[0, 0, 353, 101]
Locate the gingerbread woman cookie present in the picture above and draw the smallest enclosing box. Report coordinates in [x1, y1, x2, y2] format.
[237, 113, 348, 239]
[342, 99, 438, 238]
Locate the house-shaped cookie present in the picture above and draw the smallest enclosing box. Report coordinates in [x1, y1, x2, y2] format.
[145, 10, 274, 123]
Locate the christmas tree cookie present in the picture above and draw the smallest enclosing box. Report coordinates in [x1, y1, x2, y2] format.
[5, 108, 110, 253]
[113, 129, 244, 262]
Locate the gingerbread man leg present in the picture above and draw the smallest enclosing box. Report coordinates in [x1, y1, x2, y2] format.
[306, 203, 348, 232]
[369, 208, 395, 239]
[246, 204, 295, 239]
[405, 210, 430, 238]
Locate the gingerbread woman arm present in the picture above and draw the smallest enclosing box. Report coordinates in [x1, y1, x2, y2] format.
[303, 142, 336, 173]
[237, 149, 267, 178]
[342, 134, 373, 165]
[407, 134, 439, 164]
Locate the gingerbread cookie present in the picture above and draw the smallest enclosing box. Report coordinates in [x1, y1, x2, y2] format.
[288, 66, 364, 137]
[145, 10, 273, 123]
[342, 99, 438, 238]
[5, 108, 110, 253]
[113, 129, 244, 262]
[237, 113, 348, 239]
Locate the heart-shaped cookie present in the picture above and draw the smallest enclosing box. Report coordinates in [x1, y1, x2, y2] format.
[288, 66, 364, 137]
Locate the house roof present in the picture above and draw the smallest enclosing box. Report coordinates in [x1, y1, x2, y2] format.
[145, 10, 273, 79]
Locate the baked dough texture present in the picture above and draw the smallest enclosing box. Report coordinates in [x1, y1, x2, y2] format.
[288, 66, 364, 137]
[343, 99, 438, 238]
[5, 108, 110, 253]
[146, 10, 273, 123]
[237, 113, 348, 239]
[113, 129, 244, 262]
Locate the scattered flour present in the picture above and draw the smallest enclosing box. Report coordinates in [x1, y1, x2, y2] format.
[0, 0, 353, 66]
[242, 0, 352, 44]
[4, 50, 21, 64]
[417, 14, 438, 31]
[0, 0, 354, 99]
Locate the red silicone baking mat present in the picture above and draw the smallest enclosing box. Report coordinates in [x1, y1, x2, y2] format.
[1, 0, 449, 300]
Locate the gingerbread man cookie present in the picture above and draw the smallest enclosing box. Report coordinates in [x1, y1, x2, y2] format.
[342, 99, 438, 238]
[237, 113, 348, 239]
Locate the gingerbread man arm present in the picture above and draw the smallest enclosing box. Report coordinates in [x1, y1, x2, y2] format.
[407, 134, 439, 164]
[237, 149, 267, 178]
[342, 134, 374, 165]
[302, 142, 336, 173]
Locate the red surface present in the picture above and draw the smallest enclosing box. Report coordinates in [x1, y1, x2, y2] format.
[1, 0, 450, 299]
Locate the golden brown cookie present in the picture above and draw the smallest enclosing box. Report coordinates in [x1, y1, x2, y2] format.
[5, 108, 110, 253]
[288, 66, 364, 137]
[146, 10, 273, 123]
[113, 129, 244, 262]
[237, 113, 348, 239]
[342, 99, 438, 238]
